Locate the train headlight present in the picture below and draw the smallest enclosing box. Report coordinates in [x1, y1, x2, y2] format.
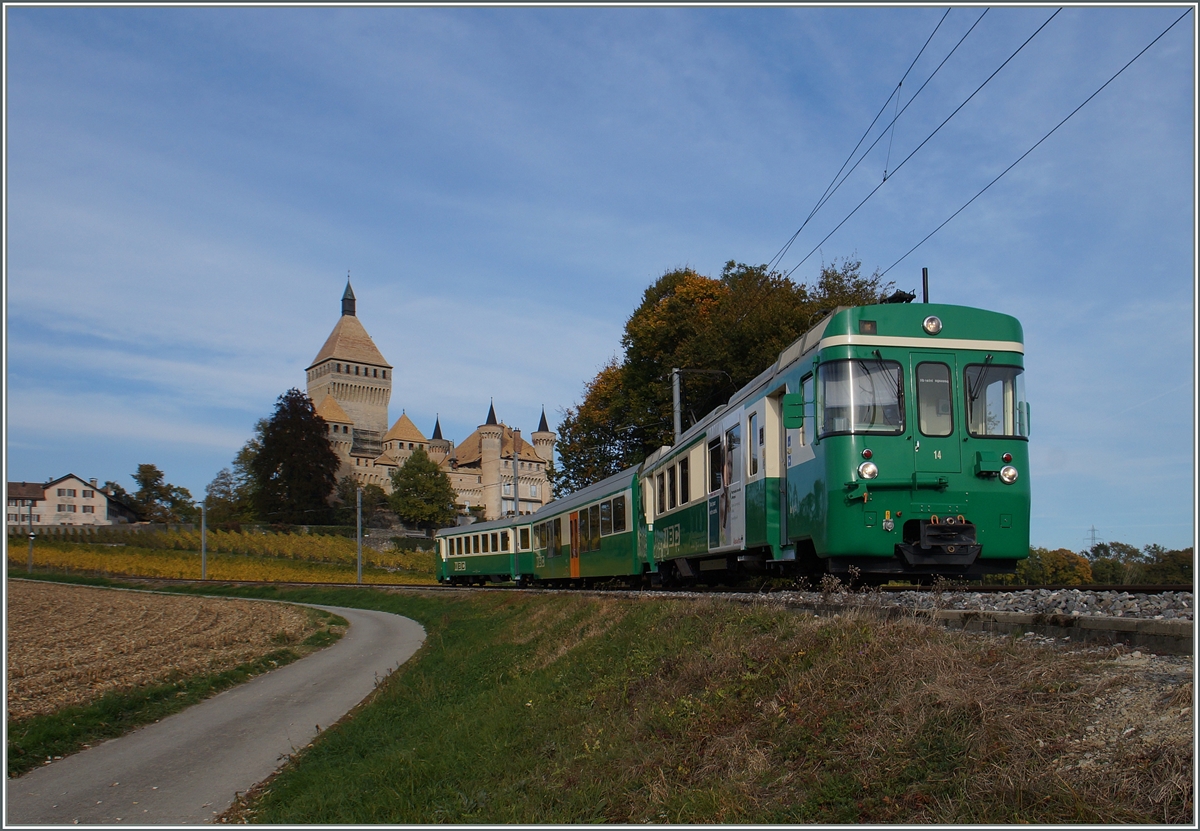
[999, 465, 1019, 484]
[858, 461, 879, 480]
[923, 315, 943, 335]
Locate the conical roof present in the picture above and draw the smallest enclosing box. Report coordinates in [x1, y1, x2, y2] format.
[384, 412, 428, 443]
[314, 394, 352, 424]
[432, 416, 444, 441]
[537, 407, 550, 433]
[485, 400, 498, 425]
[309, 313, 391, 369]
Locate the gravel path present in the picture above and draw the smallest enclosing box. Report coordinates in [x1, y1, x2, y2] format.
[5, 604, 425, 826]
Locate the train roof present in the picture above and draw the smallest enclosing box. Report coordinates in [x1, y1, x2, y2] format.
[436, 515, 520, 537]
[528, 464, 639, 519]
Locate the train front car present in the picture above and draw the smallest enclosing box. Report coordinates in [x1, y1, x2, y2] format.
[785, 304, 1030, 580]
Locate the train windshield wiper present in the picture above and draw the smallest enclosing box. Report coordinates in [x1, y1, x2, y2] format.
[968, 354, 994, 404]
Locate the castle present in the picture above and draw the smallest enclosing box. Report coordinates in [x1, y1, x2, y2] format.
[305, 282, 555, 520]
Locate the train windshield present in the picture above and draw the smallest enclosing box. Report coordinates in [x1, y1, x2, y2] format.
[964, 364, 1028, 438]
[819, 359, 904, 436]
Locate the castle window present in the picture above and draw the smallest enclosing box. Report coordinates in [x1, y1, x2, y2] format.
[382, 370, 387, 379]
[337, 363, 341, 373]
[373, 368, 378, 377]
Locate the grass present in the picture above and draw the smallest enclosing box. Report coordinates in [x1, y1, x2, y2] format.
[6, 578, 347, 779]
[197, 585, 1187, 824]
[10, 574, 1190, 823]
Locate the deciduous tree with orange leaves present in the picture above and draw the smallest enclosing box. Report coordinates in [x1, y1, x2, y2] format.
[556, 258, 889, 493]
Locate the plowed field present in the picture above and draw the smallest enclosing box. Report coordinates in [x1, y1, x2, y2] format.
[6, 580, 316, 721]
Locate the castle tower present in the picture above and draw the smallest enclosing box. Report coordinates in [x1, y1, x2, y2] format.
[531, 406, 556, 465]
[428, 415, 453, 466]
[306, 280, 392, 442]
[478, 401, 503, 519]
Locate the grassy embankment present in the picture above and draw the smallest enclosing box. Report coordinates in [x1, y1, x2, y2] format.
[5, 530, 437, 584]
[145, 581, 1187, 824]
[6, 580, 347, 778]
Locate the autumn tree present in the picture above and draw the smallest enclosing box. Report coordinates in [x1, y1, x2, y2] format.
[1015, 547, 1093, 585]
[557, 257, 890, 492]
[250, 389, 340, 524]
[389, 448, 458, 532]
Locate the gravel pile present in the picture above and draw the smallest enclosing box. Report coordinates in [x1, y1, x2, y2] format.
[764, 587, 1194, 621]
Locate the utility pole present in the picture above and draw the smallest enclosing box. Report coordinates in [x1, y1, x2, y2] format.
[672, 369, 682, 444]
[511, 429, 521, 582]
[26, 497, 36, 573]
[200, 501, 207, 580]
[356, 486, 363, 585]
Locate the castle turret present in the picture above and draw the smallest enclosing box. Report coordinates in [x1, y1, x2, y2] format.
[478, 401, 504, 519]
[428, 415, 453, 466]
[531, 406, 556, 465]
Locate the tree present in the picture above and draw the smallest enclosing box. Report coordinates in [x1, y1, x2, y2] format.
[1016, 547, 1093, 586]
[250, 388, 340, 524]
[389, 448, 458, 532]
[1085, 541, 1145, 584]
[1141, 545, 1194, 584]
[125, 463, 197, 523]
[557, 257, 890, 492]
[334, 476, 394, 528]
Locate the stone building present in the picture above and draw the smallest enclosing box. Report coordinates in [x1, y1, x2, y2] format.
[306, 282, 555, 520]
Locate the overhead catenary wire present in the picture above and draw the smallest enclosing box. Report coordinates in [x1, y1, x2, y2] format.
[803, 8, 990, 231]
[766, 7, 951, 274]
[880, 6, 1193, 277]
[785, 7, 1063, 279]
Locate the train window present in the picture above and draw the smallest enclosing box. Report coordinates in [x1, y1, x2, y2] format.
[589, 504, 601, 550]
[473, 534, 480, 553]
[667, 466, 677, 510]
[613, 494, 627, 533]
[747, 413, 759, 477]
[916, 363, 953, 437]
[456, 537, 463, 556]
[520, 527, 530, 550]
[819, 360, 904, 436]
[708, 439, 723, 493]
[965, 365, 1028, 438]
[500, 531, 509, 551]
[678, 458, 690, 504]
[657, 473, 666, 515]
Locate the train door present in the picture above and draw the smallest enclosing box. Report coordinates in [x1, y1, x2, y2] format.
[707, 409, 745, 552]
[910, 352, 963, 474]
[569, 512, 581, 578]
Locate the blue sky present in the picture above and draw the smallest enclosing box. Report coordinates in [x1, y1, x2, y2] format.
[4, 5, 1195, 552]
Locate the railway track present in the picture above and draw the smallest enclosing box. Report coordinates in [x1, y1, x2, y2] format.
[34, 573, 1192, 597]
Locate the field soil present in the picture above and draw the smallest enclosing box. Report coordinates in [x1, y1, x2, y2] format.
[6, 580, 316, 721]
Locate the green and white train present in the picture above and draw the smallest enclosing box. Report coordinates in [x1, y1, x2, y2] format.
[437, 302, 1030, 585]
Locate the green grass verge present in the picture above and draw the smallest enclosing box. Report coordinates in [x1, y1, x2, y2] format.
[155, 584, 1182, 825]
